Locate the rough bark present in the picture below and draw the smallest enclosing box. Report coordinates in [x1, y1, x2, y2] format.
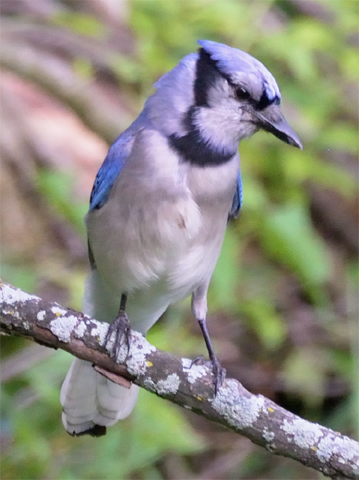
[1, 280, 358, 479]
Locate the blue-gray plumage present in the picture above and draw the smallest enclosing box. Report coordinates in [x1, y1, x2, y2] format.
[61, 40, 302, 437]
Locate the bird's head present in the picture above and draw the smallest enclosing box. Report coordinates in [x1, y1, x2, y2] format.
[146, 40, 302, 166]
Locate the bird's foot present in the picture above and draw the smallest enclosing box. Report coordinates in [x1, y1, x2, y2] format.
[191, 355, 226, 395]
[104, 310, 131, 360]
[210, 354, 226, 395]
[190, 355, 206, 367]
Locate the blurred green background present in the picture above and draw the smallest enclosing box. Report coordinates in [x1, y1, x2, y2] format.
[1, 0, 358, 479]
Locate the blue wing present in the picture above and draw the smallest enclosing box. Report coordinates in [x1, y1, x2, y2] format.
[89, 141, 127, 210]
[89, 116, 144, 211]
[228, 171, 243, 220]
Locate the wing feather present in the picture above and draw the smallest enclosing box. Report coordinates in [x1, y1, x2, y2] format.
[89, 115, 145, 211]
[228, 171, 243, 220]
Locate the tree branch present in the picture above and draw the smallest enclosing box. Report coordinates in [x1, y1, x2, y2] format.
[1, 280, 358, 479]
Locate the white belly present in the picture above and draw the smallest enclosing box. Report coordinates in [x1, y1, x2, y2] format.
[85, 131, 240, 331]
[86, 198, 229, 333]
[87, 190, 229, 294]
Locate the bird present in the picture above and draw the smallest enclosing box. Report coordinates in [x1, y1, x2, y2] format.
[60, 39, 302, 437]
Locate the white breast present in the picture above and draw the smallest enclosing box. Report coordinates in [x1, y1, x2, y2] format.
[86, 128, 239, 329]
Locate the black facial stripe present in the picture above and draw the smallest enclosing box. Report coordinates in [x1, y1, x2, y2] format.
[256, 90, 272, 110]
[168, 107, 235, 166]
[194, 49, 222, 107]
[227, 77, 280, 111]
[256, 90, 280, 110]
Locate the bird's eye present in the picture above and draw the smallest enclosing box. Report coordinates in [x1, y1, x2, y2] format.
[235, 87, 250, 101]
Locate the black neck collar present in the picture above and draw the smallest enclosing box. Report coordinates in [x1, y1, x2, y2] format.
[168, 107, 236, 167]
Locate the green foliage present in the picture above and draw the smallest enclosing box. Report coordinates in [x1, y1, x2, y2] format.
[240, 298, 287, 351]
[36, 168, 88, 234]
[211, 227, 243, 312]
[0, 263, 37, 294]
[259, 201, 331, 296]
[1, 351, 203, 480]
[51, 12, 106, 38]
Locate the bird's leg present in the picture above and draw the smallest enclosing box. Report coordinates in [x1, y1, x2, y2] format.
[104, 293, 131, 360]
[196, 317, 226, 395]
[191, 288, 226, 394]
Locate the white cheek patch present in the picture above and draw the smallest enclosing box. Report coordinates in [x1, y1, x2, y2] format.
[193, 102, 242, 152]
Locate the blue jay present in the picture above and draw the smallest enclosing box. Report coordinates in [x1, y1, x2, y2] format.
[61, 40, 302, 436]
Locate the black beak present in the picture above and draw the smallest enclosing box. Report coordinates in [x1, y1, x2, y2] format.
[256, 104, 302, 150]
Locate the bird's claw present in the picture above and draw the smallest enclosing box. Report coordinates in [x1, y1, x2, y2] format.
[211, 355, 226, 395]
[104, 311, 131, 360]
[190, 355, 206, 367]
[191, 355, 226, 395]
